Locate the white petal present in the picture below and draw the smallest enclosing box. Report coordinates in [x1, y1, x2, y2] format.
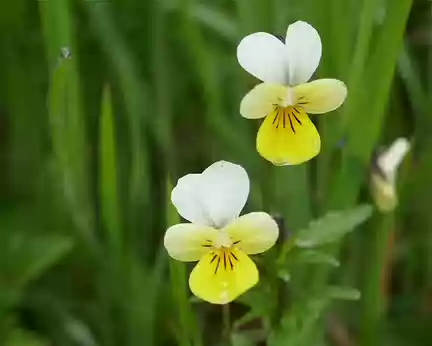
[377, 138, 410, 183]
[171, 174, 213, 226]
[171, 161, 250, 228]
[200, 161, 250, 228]
[285, 21, 322, 85]
[237, 32, 288, 84]
[164, 223, 218, 262]
[240, 83, 288, 119]
[224, 212, 279, 254]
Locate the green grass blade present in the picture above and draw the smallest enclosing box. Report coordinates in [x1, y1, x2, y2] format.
[166, 178, 202, 346]
[41, 0, 94, 241]
[99, 85, 122, 254]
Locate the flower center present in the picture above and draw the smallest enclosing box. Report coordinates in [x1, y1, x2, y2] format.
[200, 234, 241, 276]
[271, 106, 303, 133]
[280, 88, 296, 107]
[201, 233, 240, 251]
[213, 231, 233, 249]
[208, 250, 239, 275]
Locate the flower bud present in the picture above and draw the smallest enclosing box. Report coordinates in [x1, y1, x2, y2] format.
[371, 138, 410, 213]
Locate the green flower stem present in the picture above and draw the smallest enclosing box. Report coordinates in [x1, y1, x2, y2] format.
[222, 304, 231, 346]
[359, 212, 394, 346]
[169, 260, 194, 346]
[166, 179, 200, 346]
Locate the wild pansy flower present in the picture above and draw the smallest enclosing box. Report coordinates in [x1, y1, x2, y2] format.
[237, 21, 347, 165]
[371, 138, 410, 213]
[164, 161, 279, 304]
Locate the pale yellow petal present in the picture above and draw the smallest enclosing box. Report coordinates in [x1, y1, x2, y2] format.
[240, 83, 288, 119]
[293, 79, 347, 114]
[224, 212, 279, 255]
[189, 248, 258, 304]
[256, 107, 321, 165]
[164, 224, 218, 262]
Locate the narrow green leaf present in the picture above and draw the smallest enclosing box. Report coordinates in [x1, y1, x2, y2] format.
[20, 237, 73, 288]
[85, 3, 152, 244]
[99, 85, 122, 253]
[190, 4, 238, 41]
[42, 0, 94, 240]
[0, 233, 73, 289]
[296, 204, 373, 248]
[166, 178, 200, 346]
[166, 179, 180, 227]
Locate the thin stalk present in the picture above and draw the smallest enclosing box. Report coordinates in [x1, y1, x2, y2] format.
[169, 260, 193, 346]
[360, 212, 394, 346]
[222, 304, 231, 346]
[166, 179, 201, 346]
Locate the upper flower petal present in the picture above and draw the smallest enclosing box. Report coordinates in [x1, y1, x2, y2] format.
[189, 248, 258, 304]
[164, 223, 218, 262]
[171, 174, 214, 226]
[256, 107, 321, 165]
[285, 21, 322, 85]
[293, 79, 347, 114]
[224, 212, 279, 255]
[237, 32, 289, 84]
[240, 83, 288, 119]
[171, 161, 250, 228]
[200, 161, 250, 228]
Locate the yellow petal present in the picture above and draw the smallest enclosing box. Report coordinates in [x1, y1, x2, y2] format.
[224, 212, 279, 255]
[189, 248, 258, 304]
[256, 107, 320, 165]
[164, 224, 218, 262]
[293, 79, 347, 114]
[240, 83, 288, 119]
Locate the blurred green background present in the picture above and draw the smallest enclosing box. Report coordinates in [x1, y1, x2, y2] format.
[0, 0, 431, 345]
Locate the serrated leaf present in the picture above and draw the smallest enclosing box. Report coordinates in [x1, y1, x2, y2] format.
[236, 286, 274, 316]
[326, 286, 361, 301]
[268, 295, 329, 346]
[295, 250, 340, 267]
[295, 204, 373, 247]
